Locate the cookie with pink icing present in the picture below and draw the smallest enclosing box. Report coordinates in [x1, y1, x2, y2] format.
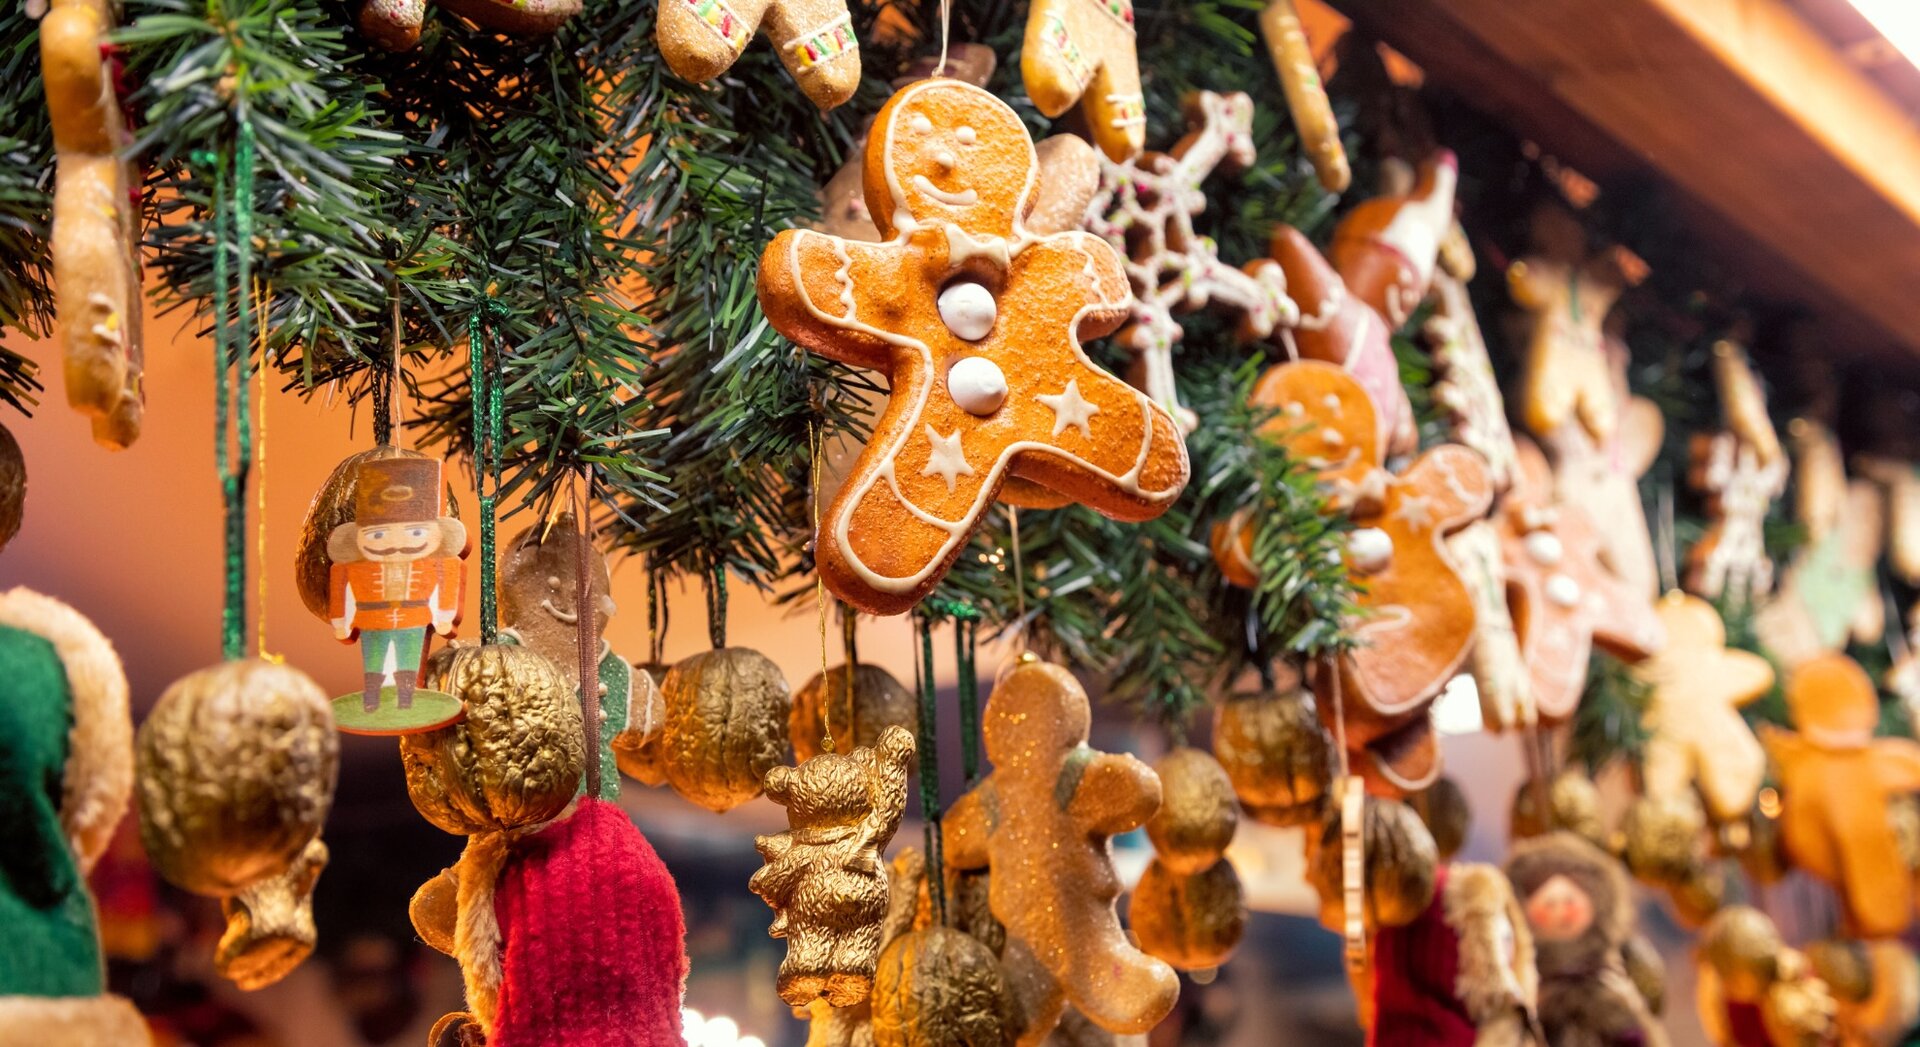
[1328, 150, 1458, 330]
[757, 79, 1190, 616]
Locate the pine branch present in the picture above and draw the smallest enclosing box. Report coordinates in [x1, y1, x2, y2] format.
[0, 6, 56, 410]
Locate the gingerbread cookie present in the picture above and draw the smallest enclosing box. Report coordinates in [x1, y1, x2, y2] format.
[359, 0, 579, 49]
[1500, 440, 1665, 725]
[1085, 90, 1297, 432]
[1022, 0, 1145, 162]
[1635, 592, 1774, 826]
[42, 0, 145, 450]
[1449, 519, 1533, 731]
[1221, 361, 1491, 793]
[942, 660, 1178, 1042]
[1765, 655, 1920, 939]
[1858, 455, 1920, 586]
[656, 0, 858, 109]
[1510, 206, 1644, 445]
[1424, 268, 1518, 494]
[1257, 0, 1348, 193]
[1261, 225, 1418, 457]
[1328, 150, 1457, 330]
[1757, 422, 1885, 667]
[1689, 440, 1788, 605]
[757, 79, 1190, 615]
[1540, 337, 1665, 599]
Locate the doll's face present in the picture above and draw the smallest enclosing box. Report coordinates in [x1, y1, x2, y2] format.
[1525, 874, 1595, 942]
[357, 521, 442, 562]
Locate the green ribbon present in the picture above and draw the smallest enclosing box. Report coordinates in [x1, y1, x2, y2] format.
[706, 563, 728, 649]
[201, 122, 257, 664]
[913, 612, 946, 924]
[923, 597, 983, 782]
[467, 299, 506, 645]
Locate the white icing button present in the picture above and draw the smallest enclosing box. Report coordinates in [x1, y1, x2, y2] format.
[1524, 531, 1564, 567]
[910, 114, 933, 134]
[1348, 527, 1393, 574]
[947, 356, 1008, 416]
[937, 280, 997, 341]
[956, 126, 977, 145]
[1545, 573, 1581, 608]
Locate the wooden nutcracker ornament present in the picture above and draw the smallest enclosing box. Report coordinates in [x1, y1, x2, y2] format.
[325, 455, 470, 734]
[1257, 0, 1349, 193]
[1084, 90, 1297, 432]
[1634, 592, 1774, 826]
[942, 660, 1178, 1043]
[1757, 421, 1885, 668]
[756, 79, 1190, 615]
[1215, 361, 1493, 794]
[1688, 340, 1789, 604]
[41, 0, 145, 449]
[1022, 0, 1145, 161]
[296, 446, 460, 624]
[1765, 654, 1920, 940]
[1510, 205, 1644, 446]
[655, 0, 859, 110]
[359, 0, 580, 50]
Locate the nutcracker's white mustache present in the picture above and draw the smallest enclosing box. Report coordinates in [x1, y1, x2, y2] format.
[540, 598, 578, 624]
[365, 543, 429, 557]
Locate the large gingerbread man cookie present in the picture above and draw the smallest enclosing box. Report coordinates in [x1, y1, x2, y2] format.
[943, 659, 1178, 1043]
[1766, 655, 1920, 939]
[1219, 361, 1491, 793]
[757, 79, 1190, 616]
[1023, 0, 1145, 161]
[1635, 592, 1774, 826]
[42, 0, 145, 450]
[656, 0, 859, 109]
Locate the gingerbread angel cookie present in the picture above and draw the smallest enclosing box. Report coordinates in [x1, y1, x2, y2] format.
[1217, 361, 1492, 793]
[656, 0, 858, 109]
[1766, 655, 1920, 940]
[1022, 0, 1145, 161]
[1635, 592, 1774, 826]
[757, 79, 1190, 615]
[1085, 90, 1297, 432]
[42, 0, 145, 449]
[942, 660, 1178, 1043]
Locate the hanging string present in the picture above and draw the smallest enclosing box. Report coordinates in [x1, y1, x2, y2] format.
[1008, 506, 1029, 652]
[574, 477, 604, 799]
[467, 299, 506, 645]
[205, 123, 258, 664]
[1323, 664, 1366, 978]
[707, 564, 729, 649]
[913, 613, 947, 924]
[810, 419, 835, 754]
[933, 0, 953, 76]
[647, 565, 666, 666]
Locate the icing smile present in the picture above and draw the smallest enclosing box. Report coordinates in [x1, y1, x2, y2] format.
[540, 597, 579, 624]
[913, 175, 978, 206]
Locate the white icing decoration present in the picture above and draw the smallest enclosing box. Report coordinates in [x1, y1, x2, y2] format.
[938, 281, 998, 341]
[1105, 93, 1147, 129]
[1545, 573, 1581, 608]
[909, 114, 933, 134]
[946, 356, 1008, 414]
[921, 424, 976, 491]
[956, 126, 976, 145]
[1524, 531, 1564, 567]
[1038, 379, 1100, 439]
[935, 150, 956, 171]
[944, 225, 1011, 270]
[1348, 527, 1393, 574]
[912, 175, 979, 207]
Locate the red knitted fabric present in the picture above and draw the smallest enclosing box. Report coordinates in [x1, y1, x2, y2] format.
[1369, 865, 1476, 1047]
[1723, 1001, 1770, 1047]
[490, 798, 689, 1047]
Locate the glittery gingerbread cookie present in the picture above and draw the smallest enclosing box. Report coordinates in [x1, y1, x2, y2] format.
[1216, 361, 1492, 793]
[1500, 440, 1665, 725]
[942, 660, 1178, 1043]
[757, 79, 1190, 616]
[656, 0, 859, 110]
[1636, 592, 1774, 826]
[1023, 0, 1145, 162]
[1765, 655, 1920, 939]
[1085, 90, 1297, 433]
[41, 0, 145, 449]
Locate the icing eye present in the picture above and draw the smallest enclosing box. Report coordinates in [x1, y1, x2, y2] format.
[910, 114, 933, 134]
[956, 126, 976, 145]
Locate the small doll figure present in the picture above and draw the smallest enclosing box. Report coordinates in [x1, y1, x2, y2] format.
[326, 456, 469, 733]
[750, 725, 914, 1007]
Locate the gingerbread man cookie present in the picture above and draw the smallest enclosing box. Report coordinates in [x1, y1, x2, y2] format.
[1765, 655, 1920, 939]
[1510, 205, 1645, 445]
[1758, 422, 1885, 668]
[656, 0, 859, 110]
[1328, 150, 1457, 330]
[42, 0, 145, 450]
[757, 79, 1190, 615]
[1635, 592, 1774, 826]
[1688, 354, 1789, 604]
[1218, 361, 1491, 793]
[1023, 0, 1145, 162]
[1085, 90, 1297, 432]
[1257, 0, 1348, 193]
[1540, 335, 1666, 599]
[942, 659, 1178, 1043]
[1500, 440, 1666, 725]
[359, 0, 579, 49]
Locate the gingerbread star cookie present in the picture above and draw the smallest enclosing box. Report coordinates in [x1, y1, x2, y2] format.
[1216, 360, 1491, 794]
[1086, 90, 1297, 432]
[758, 79, 1190, 616]
[42, 0, 145, 449]
[1765, 655, 1920, 939]
[1635, 592, 1774, 826]
[657, 0, 860, 110]
[1023, 0, 1145, 161]
[1500, 440, 1666, 726]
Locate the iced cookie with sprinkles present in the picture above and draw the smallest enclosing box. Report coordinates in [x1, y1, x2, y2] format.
[756, 78, 1190, 616]
[656, 0, 860, 110]
[1023, 0, 1146, 161]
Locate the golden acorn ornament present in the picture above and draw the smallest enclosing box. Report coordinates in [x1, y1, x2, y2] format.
[1213, 688, 1335, 826]
[135, 658, 339, 988]
[791, 662, 919, 762]
[1509, 769, 1608, 849]
[292, 445, 460, 622]
[400, 643, 582, 834]
[661, 646, 791, 812]
[871, 926, 1009, 1047]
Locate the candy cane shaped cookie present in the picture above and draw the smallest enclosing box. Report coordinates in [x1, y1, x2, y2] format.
[657, 0, 860, 110]
[757, 80, 1189, 615]
[1023, 0, 1146, 161]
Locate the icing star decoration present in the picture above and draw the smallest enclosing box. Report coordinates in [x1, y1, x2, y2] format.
[756, 79, 1190, 616]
